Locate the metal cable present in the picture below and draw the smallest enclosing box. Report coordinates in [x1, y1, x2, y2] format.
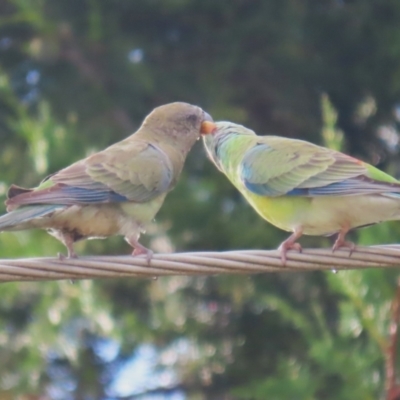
[1, 245, 400, 282]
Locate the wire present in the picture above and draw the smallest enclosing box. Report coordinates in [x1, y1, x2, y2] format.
[1, 245, 400, 282]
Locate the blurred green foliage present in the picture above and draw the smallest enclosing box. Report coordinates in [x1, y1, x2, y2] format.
[1, 0, 400, 399]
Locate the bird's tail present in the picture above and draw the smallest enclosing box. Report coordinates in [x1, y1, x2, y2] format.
[0, 205, 64, 231]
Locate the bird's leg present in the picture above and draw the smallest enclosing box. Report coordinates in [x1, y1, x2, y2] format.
[125, 234, 154, 263]
[332, 227, 355, 255]
[58, 233, 78, 260]
[278, 228, 303, 265]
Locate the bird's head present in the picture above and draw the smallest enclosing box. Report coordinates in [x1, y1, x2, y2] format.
[141, 102, 216, 151]
[202, 121, 256, 168]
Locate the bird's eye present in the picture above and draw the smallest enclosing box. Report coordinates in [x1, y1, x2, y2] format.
[186, 114, 198, 124]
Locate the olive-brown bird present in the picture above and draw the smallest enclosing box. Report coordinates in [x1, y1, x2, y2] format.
[1, 102, 215, 258]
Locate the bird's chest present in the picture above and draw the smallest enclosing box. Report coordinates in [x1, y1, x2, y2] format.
[243, 191, 312, 232]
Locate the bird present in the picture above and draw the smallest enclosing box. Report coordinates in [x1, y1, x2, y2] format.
[0, 102, 216, 258]
[203, 121, 400, 264]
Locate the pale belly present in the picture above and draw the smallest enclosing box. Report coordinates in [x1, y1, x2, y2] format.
[243, 192, 400, 236]
[30, 195, 167, 239]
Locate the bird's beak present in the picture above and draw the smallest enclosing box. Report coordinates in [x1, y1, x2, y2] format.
[200, 112, 217, 135]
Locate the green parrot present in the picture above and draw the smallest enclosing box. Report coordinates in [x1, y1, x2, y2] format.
[1, 102, 215, 258]
[203, 121, 400, 263]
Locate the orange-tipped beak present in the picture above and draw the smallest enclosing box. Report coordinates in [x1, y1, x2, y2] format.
[200, 121, 217, 135]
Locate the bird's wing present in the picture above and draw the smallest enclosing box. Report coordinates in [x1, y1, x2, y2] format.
[240, 138, 400, 197]
[6, 140, 174, 208]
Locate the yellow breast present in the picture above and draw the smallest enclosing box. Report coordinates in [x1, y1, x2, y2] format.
[242, 191, 312, 232]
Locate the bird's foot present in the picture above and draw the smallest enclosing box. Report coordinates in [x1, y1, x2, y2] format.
[57, 233, 78, 260]
[332, 238, 355, 256]
[126, 234, 154, 264]
[132, 244, 154, 264]
[58, 251, 78, 260]
[278, 241, 302, 266]
[277, 229, 303, 266]
[132, 248, 154, 264]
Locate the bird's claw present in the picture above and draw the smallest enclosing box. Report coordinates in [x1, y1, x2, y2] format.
[132, 247, 154, 264]
[58, 252, 78, 260]
[278, 241, 302, 266]
[332, 239, 355, 256]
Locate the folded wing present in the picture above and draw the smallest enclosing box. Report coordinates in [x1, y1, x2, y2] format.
[240, 138, 400, 197]
[6, 140, 174, 209]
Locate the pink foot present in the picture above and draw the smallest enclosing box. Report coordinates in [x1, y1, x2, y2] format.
[58, 251, 78, 260]
[131, 244, 154, 264]
[332, 227, 355, 256]
[277, 229, 303, 266]
[58, 233, 78, 260]
[126, 234, 154, 264]
[332, 238, 355, 256]
[278, 241, 302, 265]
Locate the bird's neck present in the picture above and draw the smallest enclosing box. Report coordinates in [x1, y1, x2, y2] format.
[134, 128, 187, 181]
[214, 134, 246, 176]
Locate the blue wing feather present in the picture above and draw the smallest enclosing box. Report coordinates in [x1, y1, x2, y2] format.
[5, 184, 130, 209]
[245, 176, 400, 197]
[241, 142, 400, 197]
[54, 186, 129, 203]
[0, 205, 64, 230]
